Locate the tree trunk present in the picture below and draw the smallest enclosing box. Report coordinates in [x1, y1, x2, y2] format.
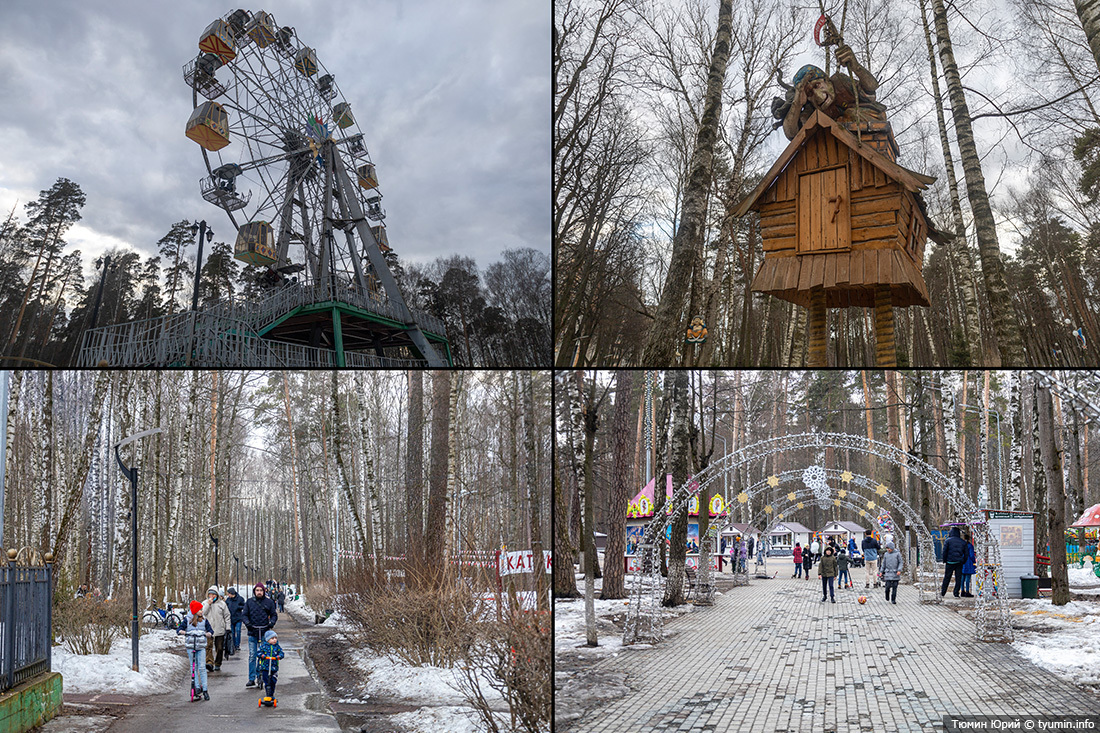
[331, 373, 368, 559]
[642, 0, 734, 365]
[444, 374, 462, 564]
[1075, 0, 1100, 74]
[918, 0, 983, 362]
[1036, 383, 1071, 605]
[602, 370, 637, 600]
[52, 371, 111, 563]
[523, 371, 547, 612]
[662, 371, 690, 606]
[405, 371, 424, 581]
[1032, 380, 1049, 579]
[577, 371, 599, 645]
[356, 372, 384, 565]
[929, 0, 1024, 364]
[425, 372, 451, 581]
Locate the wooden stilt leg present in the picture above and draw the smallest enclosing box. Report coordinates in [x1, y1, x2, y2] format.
[875, 284, 897, 367]
[807, 289, 827, 367]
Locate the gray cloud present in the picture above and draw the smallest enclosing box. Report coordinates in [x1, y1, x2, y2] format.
[0, 0, 548, 278]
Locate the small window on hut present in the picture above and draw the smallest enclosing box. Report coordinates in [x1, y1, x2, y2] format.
[797, 166, 850, 253]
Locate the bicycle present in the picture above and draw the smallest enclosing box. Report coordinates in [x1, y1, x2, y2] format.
[142, 603, 183, 630]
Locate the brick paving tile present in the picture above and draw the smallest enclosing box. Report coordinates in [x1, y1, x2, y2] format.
[558, 575, 1100, 732]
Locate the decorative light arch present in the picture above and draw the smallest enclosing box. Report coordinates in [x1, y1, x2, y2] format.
[707, 468, 937, 600]
[624, 432, 1013, 645]
[1032, 371, 1100, 425]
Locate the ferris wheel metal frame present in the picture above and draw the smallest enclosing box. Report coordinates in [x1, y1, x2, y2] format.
[182, 9, 447, 366]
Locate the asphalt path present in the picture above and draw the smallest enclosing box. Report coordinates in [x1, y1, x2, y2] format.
[105, 611, 341, 732]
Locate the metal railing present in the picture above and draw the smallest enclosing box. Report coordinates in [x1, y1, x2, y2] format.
[78, 310, 433, 368]
[0, 552, 53, 693]
[77, 281, 446, 368]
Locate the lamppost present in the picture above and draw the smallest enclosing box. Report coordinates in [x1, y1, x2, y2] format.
[234, 554, 240, 594]
[88, 254, 113, 332]
[190, 221, 214, 314]
[208, 524, 223, 588]
[187, 221, 214, 365]
[114, 427, 164, 673]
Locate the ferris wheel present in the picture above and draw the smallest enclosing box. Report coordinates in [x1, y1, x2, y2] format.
[181, 10, 447, 365]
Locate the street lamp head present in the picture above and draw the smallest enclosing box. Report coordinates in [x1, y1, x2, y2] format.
[191, 223, 199, 237]
[206, 228, 214, 242]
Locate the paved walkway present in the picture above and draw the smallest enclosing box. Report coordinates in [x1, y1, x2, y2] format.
[560, 575, 1100, 732]
[103, 612, 340, 732]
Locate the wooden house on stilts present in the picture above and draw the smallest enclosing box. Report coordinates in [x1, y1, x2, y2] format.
[733, 110, 948, 366]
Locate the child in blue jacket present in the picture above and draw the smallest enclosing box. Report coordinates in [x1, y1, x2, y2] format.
[258, 629, 285, 703]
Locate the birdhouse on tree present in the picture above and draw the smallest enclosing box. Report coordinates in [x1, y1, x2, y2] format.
[733, 109, 947, 366]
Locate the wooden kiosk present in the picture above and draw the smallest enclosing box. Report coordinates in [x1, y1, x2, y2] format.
[733, 110, 946, 366]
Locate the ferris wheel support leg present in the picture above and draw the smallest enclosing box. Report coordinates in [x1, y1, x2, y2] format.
[331, 148, 446, 366]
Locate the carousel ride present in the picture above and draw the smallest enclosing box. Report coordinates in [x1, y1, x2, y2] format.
[79, 10, 451, 367]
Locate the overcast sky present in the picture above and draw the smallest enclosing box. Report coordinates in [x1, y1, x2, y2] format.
[0, 0, 549, 282]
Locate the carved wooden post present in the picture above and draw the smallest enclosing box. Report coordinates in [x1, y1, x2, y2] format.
[874, 284, 897, 366]
[808, 289, 828, 367]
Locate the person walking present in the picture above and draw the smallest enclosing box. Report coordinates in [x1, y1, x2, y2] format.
[201, 586, 231, 671]
[862, 534, 881, 588]
[177, 607, 213, 701]
[747, 536, 755, 559]
[793, 543, 804, 578]
[802, 544, 813, 580]
[738, 540, 748, 573]
[243, 583, 279, 688]
[819, 546, 838, 603]
[224, 587, 245, 657]
[940, 526, 969, 598]
[880, 541, 904, 604]
[960, 533, 976, 598]
[810, 537, 821, 563]
[276, 586, 286, 613]
[837, 548, 852, 589]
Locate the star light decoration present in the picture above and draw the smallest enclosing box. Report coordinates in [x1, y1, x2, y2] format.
[802, 465, 830, 509]
[875, 483, 888, 496]
[767, 475, 780, 488]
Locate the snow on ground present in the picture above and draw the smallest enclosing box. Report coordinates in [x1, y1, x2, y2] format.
[555, 572, 698, 660]
[1069, 565, 1100, 589]
[283, 591, 317, 624]
[1011, 598, 1100, 689]
[53, 629, 186, 695]
[295, 587, 512, 731]
[391, 704, 505, 733]
[344, 645, 505, 707]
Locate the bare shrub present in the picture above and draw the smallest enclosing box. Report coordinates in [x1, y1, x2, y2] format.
[455, 606, 551, 733]
[301, 580, 337, 615]
[54, 597, 131, 655]
[335, 564, 479, 667]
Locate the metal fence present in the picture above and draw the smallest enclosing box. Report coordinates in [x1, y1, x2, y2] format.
[0, 555, 52, 693]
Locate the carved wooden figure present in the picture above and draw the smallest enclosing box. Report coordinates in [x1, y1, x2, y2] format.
[734, 109, 946, 366]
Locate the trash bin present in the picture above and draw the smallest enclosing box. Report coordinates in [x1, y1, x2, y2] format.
[1020, 574, 1039, 599]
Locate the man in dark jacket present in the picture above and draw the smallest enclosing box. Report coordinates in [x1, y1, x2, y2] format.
[940, 526, 969, 597]
[243, 583, 278, 688]
[224, 587, 246, 657]
[276, 588, 286, 612]
[861, 534, 881, 588]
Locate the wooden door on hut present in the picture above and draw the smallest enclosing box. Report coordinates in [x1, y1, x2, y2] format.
[734, 110, 948, 366]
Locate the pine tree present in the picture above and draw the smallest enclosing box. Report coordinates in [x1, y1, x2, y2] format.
[158, 220, 195, 316]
